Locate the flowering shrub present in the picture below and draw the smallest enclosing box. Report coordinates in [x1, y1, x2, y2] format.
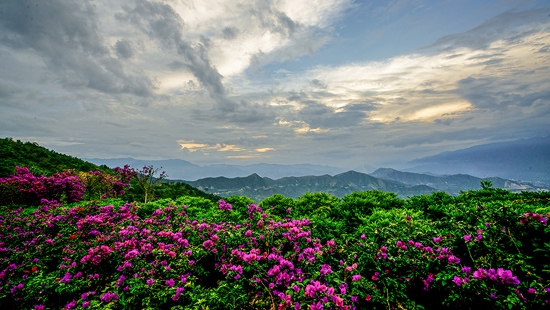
[0, 167, 85, 205]
[0, 188, 549, 309]
[0, 166, 135, 206]
[79, 165, 136, 200]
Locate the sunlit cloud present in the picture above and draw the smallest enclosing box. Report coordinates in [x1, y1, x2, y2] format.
[178, 140, 211, 152]
[218, 144, 245, 152]
[226, 155, 259, 159]
[256, 147, 275, 153]
[286, 24, 550, 125]
[294, 125, 330, 134]
[177, 140, 244, 153]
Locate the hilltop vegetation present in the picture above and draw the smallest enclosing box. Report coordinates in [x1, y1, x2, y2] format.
[1, 178, 549, 309]
[0, 138, 221, 204]
[0, 138, 109, 177]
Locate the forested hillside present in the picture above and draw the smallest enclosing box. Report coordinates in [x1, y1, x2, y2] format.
[0, 138, 109, 177]
[0, 138, 220, 204]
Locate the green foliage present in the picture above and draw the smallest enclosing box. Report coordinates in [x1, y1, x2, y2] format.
[223, 195, 256, 222]
[1, 188, 550, 309]
[336, 191, 405, 233]
[175, 196, 217, 219]
[294, 192, 340, 218]
[406, 191, 455, 221]
[2, 150, 550, 309]
[259, 194, 296, 218]
[481, 179, 493, 189]
[122, 179, 221, 205]
[0, 137, 109, 177]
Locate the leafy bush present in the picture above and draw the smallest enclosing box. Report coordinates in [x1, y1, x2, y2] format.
[1, 180, 550, 309]
[294, 192, 340, 218]
[336, 191, 405, 234]
[259, 194, 296, 218]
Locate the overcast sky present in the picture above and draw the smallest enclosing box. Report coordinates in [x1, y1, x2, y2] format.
[1, 0, 549, 169]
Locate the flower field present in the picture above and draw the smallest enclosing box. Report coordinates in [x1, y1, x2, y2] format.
[0, 168, 549, 309]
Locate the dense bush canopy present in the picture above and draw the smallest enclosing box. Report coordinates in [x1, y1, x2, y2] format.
[1, 166, 549, 309]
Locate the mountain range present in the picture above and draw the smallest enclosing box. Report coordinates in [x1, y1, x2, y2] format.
[85, 157, 347, 181]
[87, 136, 549, 184]
[181, 171, 436, 201]
[404, 136, 550, 183]
[181, 170, 548, 202]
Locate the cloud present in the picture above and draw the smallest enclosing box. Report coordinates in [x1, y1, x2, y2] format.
[116, 0, 235, 109]
[226, 155, 258, 159]
[177, 139, 244, 153]
[1, 1, 549, 169]
[0, 0, 157, 97]
[222, 27, 238, 40]
[114, 39, 134, 59]
[429, 7, 550, 51]
[280, 17, 550, 128]
[256, 147, 275, 153]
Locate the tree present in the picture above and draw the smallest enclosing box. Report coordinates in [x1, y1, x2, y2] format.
[480, 180, 493, 190]
[135, 165, 168, 203]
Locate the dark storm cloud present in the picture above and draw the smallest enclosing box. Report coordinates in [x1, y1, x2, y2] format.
[222, 27, 238, 40]
[0, 79, 20, 100]
[166, 60, 186, 71]
[297, 99, 372, 128]
[310, 79, 327, 89]
[114, 39, 134, 59]
[430, 7, 550, 50]
[0, 0, 156, 97]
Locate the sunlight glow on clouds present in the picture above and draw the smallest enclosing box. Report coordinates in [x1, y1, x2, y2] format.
[178, 140, 244, 153]
[256, 148, 275, 153]
[286, 24, 550, 126]
[1, 0, 549, 168]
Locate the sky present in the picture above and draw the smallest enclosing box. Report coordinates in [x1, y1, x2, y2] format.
[1, 0, 549, 170]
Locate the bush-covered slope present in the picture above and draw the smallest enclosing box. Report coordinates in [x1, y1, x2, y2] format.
[0, 138, 221, 204]
[0, 187, 549, 309]
[0, 138, 109, 177]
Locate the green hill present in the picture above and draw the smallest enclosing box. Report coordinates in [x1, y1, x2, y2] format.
[0, 137, 221, 203]
[0, 137, 109, 177]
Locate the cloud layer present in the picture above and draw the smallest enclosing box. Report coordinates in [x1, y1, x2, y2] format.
[1, 0, 549, 169]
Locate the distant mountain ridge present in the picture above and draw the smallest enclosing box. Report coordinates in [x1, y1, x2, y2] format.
[182, 168, 549, 201]
[404, 136, 550, 183]
[370, 168, 545, 195]
[85, 158, 347, 181]
[183, 171, 437, 201]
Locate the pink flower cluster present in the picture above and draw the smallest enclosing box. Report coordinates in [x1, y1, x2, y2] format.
[520, 212, 548, 225]
[472, 268, 521, 285]
[0, 167, 85, 204]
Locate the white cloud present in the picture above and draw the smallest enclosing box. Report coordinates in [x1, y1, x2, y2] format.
[278, 25, 550, 124]
[256, 147, 275, 153]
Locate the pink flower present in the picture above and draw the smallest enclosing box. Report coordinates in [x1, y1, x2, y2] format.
[452, 276, 463, 286]
[202, 240, 214, 249]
